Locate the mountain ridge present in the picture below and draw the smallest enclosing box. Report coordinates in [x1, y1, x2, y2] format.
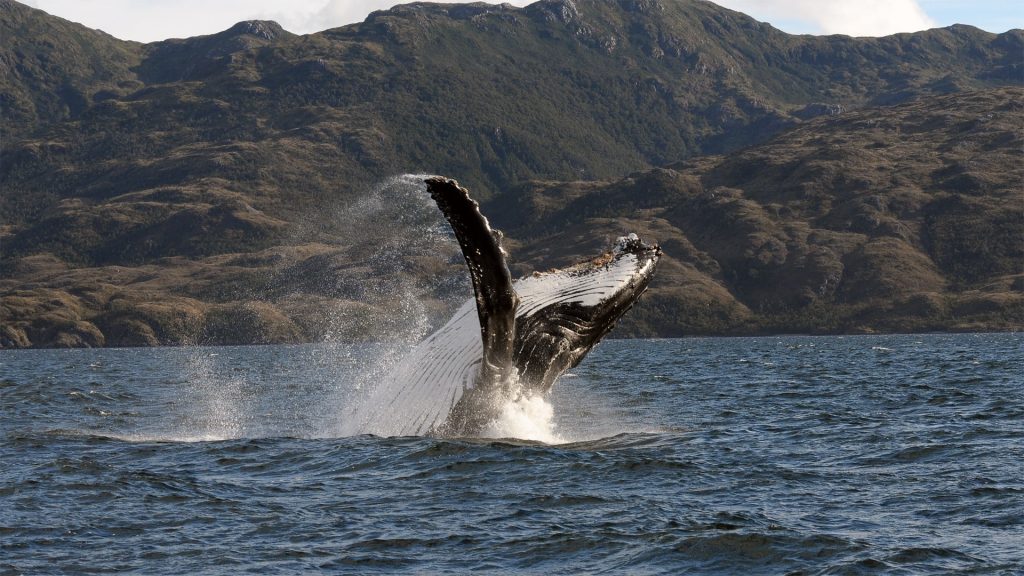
[0, 0, 1021, 347]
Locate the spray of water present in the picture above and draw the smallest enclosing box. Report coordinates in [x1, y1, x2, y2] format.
[124, 174, 579, 444]
[322, 176, 574, 442]
[111, 348, 258, 442]
[480, 395, 566, 444]
[321, 174, 472, 436]
[112, 175, 463, 442]
[174, 350, 253, 441]
[314, 173, 466, 346]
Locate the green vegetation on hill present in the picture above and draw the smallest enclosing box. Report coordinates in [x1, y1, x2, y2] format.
[491, 88, 1023, 336]
[0, 0, 142, 136]
[0, 0, 1021, 347]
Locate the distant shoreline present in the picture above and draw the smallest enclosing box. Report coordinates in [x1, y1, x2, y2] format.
[3, 327, 1020, 351]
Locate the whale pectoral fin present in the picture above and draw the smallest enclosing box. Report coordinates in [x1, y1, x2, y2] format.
[425, 177, 519, 391]
[511, 239, 661, 393]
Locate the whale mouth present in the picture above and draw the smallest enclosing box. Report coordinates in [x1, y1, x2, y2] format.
[349, 177, 662, 438]
[616, 232, 648, 252]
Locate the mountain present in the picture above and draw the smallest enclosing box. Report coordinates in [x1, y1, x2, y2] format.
[3, 87, 1020, 347]
[0, 0, 142, 134]
[0, 0, 1021, 347]
[491, 87, 1023, 335]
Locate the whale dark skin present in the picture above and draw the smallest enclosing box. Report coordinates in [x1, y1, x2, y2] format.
[424, 177, 661, 437]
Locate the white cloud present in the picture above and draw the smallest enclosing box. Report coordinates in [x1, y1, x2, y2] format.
[711, 0, 938, 36]
[28, 0, 943, 42]
[32, 0, 286, 41]
[289, 1, 940, 38]
[28, 0, 532, 41]
[294, 1, 408, 33]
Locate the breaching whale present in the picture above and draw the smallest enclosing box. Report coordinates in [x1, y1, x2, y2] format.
[355, 177, 661, 437]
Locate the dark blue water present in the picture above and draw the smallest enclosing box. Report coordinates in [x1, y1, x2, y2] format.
[2, 334, 1021, 574]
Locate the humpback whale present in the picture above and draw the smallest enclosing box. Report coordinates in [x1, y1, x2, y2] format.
[356, 177, 661, 437]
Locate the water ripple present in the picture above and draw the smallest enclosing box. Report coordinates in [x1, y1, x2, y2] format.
[1, 334, 1021, 574]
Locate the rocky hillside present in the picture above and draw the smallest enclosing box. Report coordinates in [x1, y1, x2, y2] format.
[3, 88, 1020, 347]
[492, 88, 1023, 336]
[1, 0, 1021, 347]
[3, 0, 1021, 216]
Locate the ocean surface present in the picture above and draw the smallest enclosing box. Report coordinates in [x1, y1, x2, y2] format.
[1, 333, 1021, 575]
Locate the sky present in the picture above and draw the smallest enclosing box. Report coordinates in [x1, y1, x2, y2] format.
[18, 0, 1024, 43]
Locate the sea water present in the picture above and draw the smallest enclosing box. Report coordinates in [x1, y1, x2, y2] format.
[1, 333, 1021, 574]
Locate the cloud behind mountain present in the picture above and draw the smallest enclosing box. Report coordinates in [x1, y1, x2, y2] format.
[715, 0, 936, 36]
[20, 0, 1018, 42]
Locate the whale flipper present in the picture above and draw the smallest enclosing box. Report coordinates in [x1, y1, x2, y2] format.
[425, 177, 519, 396]
[354, 177, 661, 438]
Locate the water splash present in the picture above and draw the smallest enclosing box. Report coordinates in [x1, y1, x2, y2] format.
[316, 175, 578, 443]
[109, 174, 584, 444]
[133, 348, 258, 442]
[481, 395, 566, 444]
[323, 174, 469, 437]
[179, 351, 251, 441]
[314, 173, 466, 346]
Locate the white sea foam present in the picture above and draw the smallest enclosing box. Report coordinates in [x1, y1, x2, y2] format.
[99, 432, 240, 443]
[480, 394, 566, 444]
